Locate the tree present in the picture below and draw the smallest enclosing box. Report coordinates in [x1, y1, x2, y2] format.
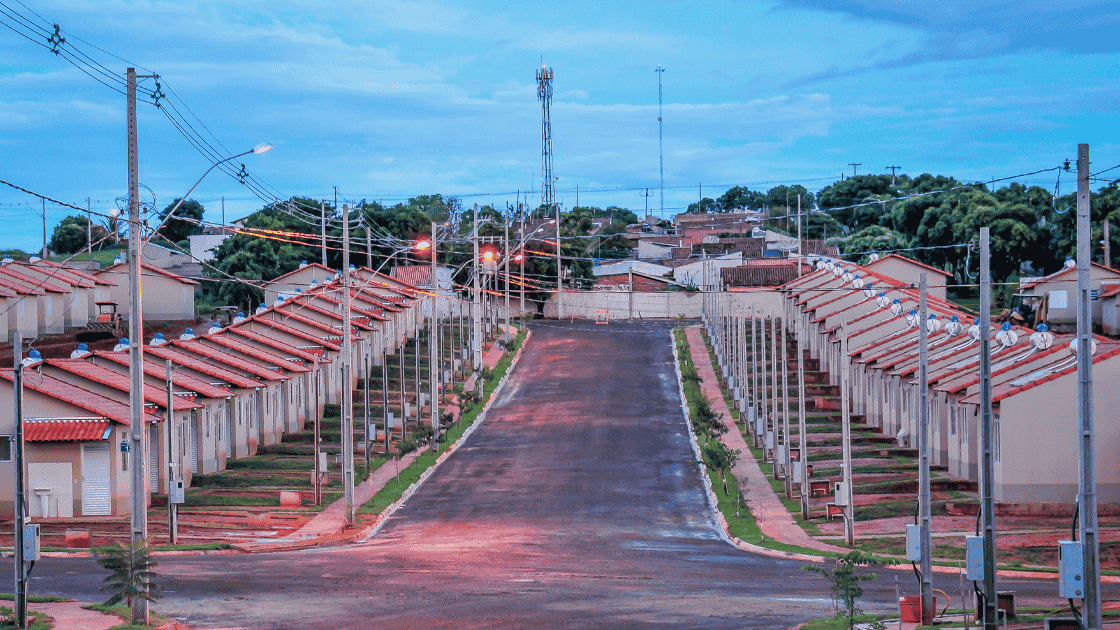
[687, 197, 719, 213]
[828, 226, 910, 264]
[717, 186, 765, 212]
[96, 539, 162, 623]
[157, 198, 204, 244]
[817, 175, 899, 230]
[802, 550, 895, 630]
[49, 215, 110, 255]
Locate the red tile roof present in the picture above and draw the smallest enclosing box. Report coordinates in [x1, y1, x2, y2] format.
[44, 359, 202, 411]
[390, 266, 432, 288]
[99, 261, 200, 285]
[88, 351, 232, 399]
[198, 335, 311, 373]
[0, 369, 161, 425]
[236, 316, 340, 353]
[25, 418, 112, 442]
[35, 259, 116, 286]
[225, 328, 324, 363]
[142, 345, 264, 389]
[963, 340, 1120, 403]
[0, 265, 70, 293]
[1099, 283, 1120, 300]
[175, 340, 288, 381]
[866, 254, 953, 277]
[13, 262, 94, 288]
[265, 262, 336, 286]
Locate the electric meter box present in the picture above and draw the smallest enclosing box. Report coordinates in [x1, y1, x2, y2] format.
[22, 523, 40, 561]
[170, 479, 185, 504]
[965, 535, 985, 580]
[1058, 540, 1084, 598]
[905, 524, 922, 561]
[833, 482, 848, 506]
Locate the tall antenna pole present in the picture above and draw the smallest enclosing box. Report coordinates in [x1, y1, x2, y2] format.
[656, 65, 665, 218]
[537, 63, 555, 216]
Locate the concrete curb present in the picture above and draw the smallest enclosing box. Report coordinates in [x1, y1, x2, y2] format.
[678, 325, 1120, 584]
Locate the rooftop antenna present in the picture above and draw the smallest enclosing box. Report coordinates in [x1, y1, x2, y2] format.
[537, 62, 555, 218]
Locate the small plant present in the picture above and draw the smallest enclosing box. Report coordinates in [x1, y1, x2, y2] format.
[802, 550, 896, 630]
[95, 538, 162, 623]
[393, 438, 418, 487]
[702, 441, 740, 493]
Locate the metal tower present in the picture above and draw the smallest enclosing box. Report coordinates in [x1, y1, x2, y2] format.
[537, 64, 555, 217]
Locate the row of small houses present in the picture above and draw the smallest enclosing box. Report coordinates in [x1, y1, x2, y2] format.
[1, 261, 438, 519]
[764, 256, 1120, 505]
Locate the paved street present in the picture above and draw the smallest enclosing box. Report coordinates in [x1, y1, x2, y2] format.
[13, 321, 1094, 628]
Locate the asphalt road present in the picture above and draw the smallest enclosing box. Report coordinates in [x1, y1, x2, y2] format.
[18, 320, 1103, 629]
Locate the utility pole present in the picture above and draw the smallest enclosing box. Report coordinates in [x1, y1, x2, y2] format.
[472, 204, 483, 377]
[367, 225, 373, 269]
[87, 198, 92, 254]
[886, 165, 901, 186]
[796, 194, 803, 276]
[221, 195, 225, 227]
[364, 352, 371, 472]
[848, 163, 861, 177]
[41, 198, 46, 258]
[656, 65, 665, 217]
[781, 317, 792, 498]
[12, 331, 27, 630]
[504, 212, 510, 333]
[314, 356, 322, 505]
[751, 314, 759, 447]
[556, 201, 563, 319]
[918, 274, 933, 625]
[640, 188, 653, 215]
[320, 201, 327, 267]
[840, 325, 854, 545]
[1104, 220, 1111, 269]
[797, 313, 809, 520]
[341, 204, 355, 526]
[979, 226, 998, 630]
[431, 220, 440, 452]
[1076, 143, 1102, 630]
[166, 359, 178, 545]
[126, 67, 149, 625]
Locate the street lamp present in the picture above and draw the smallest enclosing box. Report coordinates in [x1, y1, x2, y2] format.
[125, 142, 273, 590]
[148, 142, 274, 241]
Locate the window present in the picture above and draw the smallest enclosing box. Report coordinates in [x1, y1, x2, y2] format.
[0, 436, 10, 462]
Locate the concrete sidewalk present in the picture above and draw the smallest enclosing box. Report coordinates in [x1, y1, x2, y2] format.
[684, 326, 850, 556]
[34, 601, 144, 630]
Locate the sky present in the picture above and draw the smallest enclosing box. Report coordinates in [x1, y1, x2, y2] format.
[1, 0, 1118, 253]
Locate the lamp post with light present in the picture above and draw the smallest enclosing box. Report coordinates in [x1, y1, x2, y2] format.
[127, 143, 272, 624]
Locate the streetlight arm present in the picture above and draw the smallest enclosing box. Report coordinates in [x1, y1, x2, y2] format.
[144, 145, 269, 245]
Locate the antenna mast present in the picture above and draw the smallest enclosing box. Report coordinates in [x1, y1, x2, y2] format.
[537, 63, 555, 217]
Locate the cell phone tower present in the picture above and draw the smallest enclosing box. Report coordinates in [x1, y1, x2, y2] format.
[537, 63, 555, 218]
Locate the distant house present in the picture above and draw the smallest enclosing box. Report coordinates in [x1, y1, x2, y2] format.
[672, 252, 743, 289]
[864, 254, 951, 301]
[594, 270, 680, 292]
[1018, 262, 1120, 330]
[1101, 284, 1120, 336]
[189, 229, 233, 263]
[593, 260, 672, 278]
[97, 261, 199, 321]
[0, 264, 69, 334]
[262, 262, 336, 306]
[722, 260, 812, 287]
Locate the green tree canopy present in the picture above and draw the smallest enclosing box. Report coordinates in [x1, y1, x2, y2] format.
[49, 215, 111, 255]
[157, 198, 205, 244]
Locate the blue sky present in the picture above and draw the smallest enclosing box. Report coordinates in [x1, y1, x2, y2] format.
[1, 0, 1118, 253]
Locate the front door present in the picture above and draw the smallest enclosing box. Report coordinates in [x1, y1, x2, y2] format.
[81, 442, 111, 516]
